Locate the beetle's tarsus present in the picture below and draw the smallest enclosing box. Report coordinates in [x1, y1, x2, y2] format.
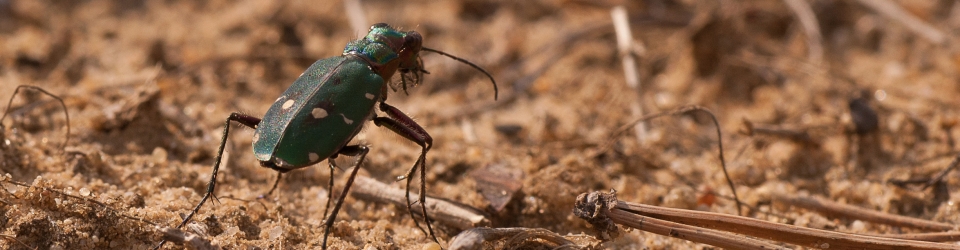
[401, 74, 411, 96]
[322, 159, 336, 220]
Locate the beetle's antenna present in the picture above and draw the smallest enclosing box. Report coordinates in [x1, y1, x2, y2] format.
[421, 47, 498, 100]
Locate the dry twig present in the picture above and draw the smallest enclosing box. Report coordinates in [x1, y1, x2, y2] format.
[773, 192, 956, 231]
[576, 190, 960, 250]
[741, 119, 819, 146]
[448, 227, 586, 250]
[611, 6, 648, 142]
[0, 234, 36, 250]
[349, 175, 490, 230]
[575, 191, 785, 249]
[923, 152, 960, 190]
[0, 176, 158, 228]
[0, 176, 219, 248]
[782, 0, 823, 64]
[856, 0, 946, 45]
[878, 231, 960, 242]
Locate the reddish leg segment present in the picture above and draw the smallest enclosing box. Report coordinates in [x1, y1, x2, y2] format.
[372, 102, 438, 243]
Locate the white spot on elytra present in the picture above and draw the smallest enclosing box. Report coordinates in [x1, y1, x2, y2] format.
[311, 108, 328, 119]
[365, 93, 375, 100]
[299, 71, 305, 77]
[309, 152, 319, 162]
[275, 95, 285, 103]
[252, 131, 260, 144]
[340, 114, 354, 124]
[282, 100, 295, 110]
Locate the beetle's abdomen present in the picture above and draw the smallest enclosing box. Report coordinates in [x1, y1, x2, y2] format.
[253, 55, 384, 169]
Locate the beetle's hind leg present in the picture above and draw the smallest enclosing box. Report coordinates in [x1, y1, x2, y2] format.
[372, 102, 439, 244]
[262, 172, 283, 197]
[155, 112, 260, 250]
[320, 152, 348, 225]
[321, 145, 369, 250]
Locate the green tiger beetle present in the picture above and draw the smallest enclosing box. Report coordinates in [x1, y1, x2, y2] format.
[157, 23, 497, 249]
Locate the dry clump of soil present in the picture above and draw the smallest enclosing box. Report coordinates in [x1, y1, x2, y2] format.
[2, 0, 960, 249]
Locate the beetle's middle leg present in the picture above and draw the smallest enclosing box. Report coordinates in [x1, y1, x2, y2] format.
[321, 145, 369, 250]
[320, 146, 366, 224]
[372, 102, 438, 243]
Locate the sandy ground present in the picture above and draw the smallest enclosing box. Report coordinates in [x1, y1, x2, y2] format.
[2, 0, 960, 249]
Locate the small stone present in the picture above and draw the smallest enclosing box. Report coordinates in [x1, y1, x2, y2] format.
[422, 242, 441, 250]
[268, 227, 282, 241]
[152, 147, 168, 162]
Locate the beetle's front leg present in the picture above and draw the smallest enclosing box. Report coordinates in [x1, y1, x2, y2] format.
[372, 102, 439, 243]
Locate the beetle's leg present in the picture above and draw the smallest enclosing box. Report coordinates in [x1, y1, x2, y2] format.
[372, 102, 439, 243]
[155, 112, 260, 250]
[321, 154, 339, 223]
[400, 70, 410, 96]
[263, 172, 283, 197]
[321, 145, 369, 250]
[415, 55, 428, 84]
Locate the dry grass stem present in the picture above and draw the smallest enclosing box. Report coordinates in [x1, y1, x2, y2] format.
[877, 231, 960, 242]
[576, 191, 785, 249]
[782, 0, 823, 64]
[924, 152, 960, 190]
[448, 227, 584, 250]
[597, 191, 959, 249]
[773, 192, 956, 231]
[741, 119, 818, 146]
[855, 0, 946, 44]
[349, 175, 490, 230]
[611, 6, 648, 142]
[0, 176, 157, 228]
[607, 207, 786, 249]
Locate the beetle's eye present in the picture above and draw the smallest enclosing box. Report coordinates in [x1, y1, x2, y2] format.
[370, 23, 390, 31]
[403, 32, 423, 49]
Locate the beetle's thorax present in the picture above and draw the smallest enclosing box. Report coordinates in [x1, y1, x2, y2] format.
[343, 23, 423, 83]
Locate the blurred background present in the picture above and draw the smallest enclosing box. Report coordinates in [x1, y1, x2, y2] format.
[2, 0, 960, 249]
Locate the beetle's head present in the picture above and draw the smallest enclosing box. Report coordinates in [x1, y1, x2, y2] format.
[346, 23, 426, 94]
[366, 23, 422, 67]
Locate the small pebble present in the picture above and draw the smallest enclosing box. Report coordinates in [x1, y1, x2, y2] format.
[422, 242, 441, 250]
[268, 227, 282, 241]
